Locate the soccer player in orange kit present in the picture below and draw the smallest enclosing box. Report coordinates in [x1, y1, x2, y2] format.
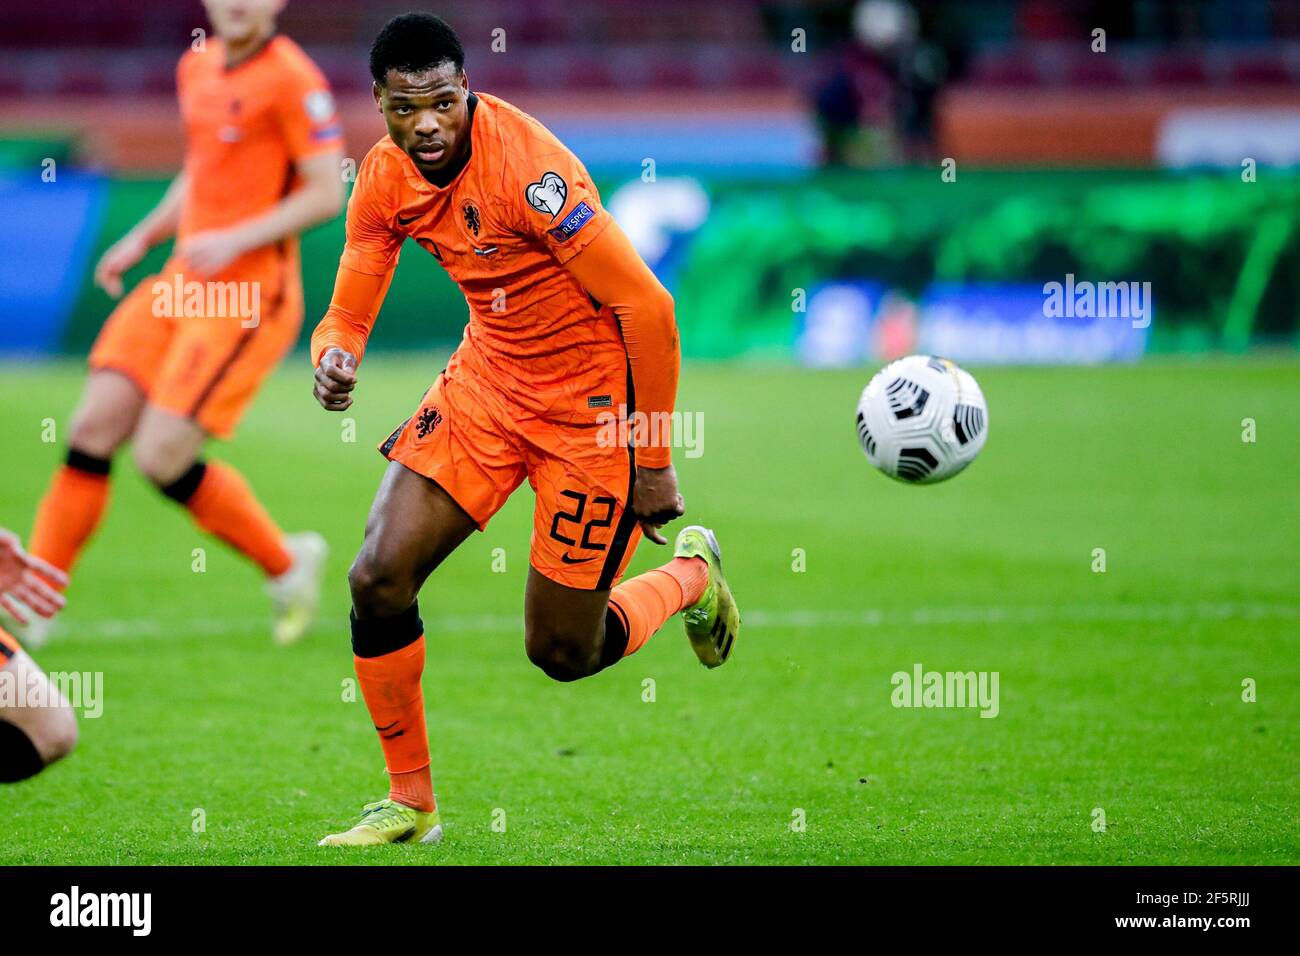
[312, 13, 741, 846]
[14, 0, 344, 647]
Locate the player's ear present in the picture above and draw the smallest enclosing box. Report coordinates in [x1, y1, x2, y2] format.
[459, 69, 469, 92]
[371, 81, 384, 112]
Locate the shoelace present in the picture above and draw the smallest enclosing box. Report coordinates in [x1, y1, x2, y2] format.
[359, 802, 409, 829]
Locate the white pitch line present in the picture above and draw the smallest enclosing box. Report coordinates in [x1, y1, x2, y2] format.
[43, 601, 1300, 642]
[744, 602, 1300, 628]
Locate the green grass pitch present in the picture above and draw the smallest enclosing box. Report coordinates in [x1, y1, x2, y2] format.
[1, 355, 1296, 865]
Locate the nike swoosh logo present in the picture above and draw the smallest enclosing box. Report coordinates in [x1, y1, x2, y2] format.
[374, 720, 398, 732]
[561, 554, 598, 564]
[397, 213, 421, 225]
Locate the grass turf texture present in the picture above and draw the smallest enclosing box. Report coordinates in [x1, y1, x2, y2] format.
[1, 356, 1296, 865]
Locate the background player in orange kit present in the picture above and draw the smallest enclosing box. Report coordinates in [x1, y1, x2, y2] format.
[15, 0, 345, 646]
[311, 13, 741, 846]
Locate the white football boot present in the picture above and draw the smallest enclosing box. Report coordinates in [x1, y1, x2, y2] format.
[266, 532, 329, 645]
[0, 598, 55, 651]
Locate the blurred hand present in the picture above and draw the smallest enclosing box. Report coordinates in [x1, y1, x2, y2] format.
[314, 347, 359, 411]
[632, 464, 684, 545]
[177, 228, 246, 277]
[93, 231, 150, 299]
[0, 528, 67, 623]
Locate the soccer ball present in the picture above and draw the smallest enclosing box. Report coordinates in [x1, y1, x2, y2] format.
[855, 355, 988, 483]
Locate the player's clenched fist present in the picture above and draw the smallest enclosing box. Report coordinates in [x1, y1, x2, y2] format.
[314, 347, 359, 411]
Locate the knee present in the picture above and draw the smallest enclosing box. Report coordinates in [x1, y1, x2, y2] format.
[39, 707, 79, 766]
[67, 409, 123, 461]
[133, 433, 193, 487]
[348, 551, 417, 619]
[525, 628, 602, 682]
[68, 382, 141, 461]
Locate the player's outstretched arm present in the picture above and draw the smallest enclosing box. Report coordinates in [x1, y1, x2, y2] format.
[564, 219, 684, 543]
[93, 172, 188, 298]
[310, 143, 405, 411]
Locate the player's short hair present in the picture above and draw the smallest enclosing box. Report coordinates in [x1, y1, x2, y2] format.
[369, 13, 465, 85]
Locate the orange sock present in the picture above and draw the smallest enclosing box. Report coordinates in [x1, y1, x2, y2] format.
[354, 635, 435, 812]
[178, 461, 292, 577]
[29, 452, 113, 579]
[607, 556, 708, 658]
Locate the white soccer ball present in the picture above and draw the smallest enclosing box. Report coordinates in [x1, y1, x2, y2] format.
[855, 355, 988, 484]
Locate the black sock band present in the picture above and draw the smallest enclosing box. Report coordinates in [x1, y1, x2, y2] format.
[160, 461, 208, 504]
[66, 448, 111, 476]
[350, 602, 424, 658]
[0, 720, 45, 783]
[599, 603, 630, 669]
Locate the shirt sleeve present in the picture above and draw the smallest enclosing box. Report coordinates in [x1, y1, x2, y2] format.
[275, 61, 344, 162]
[562, 219, 680, 469]
[310, 262, 396, 368]
[310, 151, 403, 366]
[338, 152, 404, 277]
[508, 143, 613, 265]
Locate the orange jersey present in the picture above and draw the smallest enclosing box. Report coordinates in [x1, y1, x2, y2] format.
[86, 34, 339, 440]
[318, 93, 667, 424]
[176, 35, 343, 294]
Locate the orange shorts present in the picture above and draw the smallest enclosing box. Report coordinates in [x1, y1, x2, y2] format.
[0, 627, 19, 661]
[380, 365, 643, 591]
[88, 258, 302, 438]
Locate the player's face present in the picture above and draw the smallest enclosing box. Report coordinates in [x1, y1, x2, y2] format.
[375, 64, 471, 180]
[203, 0, 284, 44]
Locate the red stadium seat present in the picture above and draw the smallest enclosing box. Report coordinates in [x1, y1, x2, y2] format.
[971, 52, 1040, 87]
[1231, 56, 1292, 85]
[1068, 55, 1128, 87]
[1150, 54, 1209, 85]
[565, 58, 619, 90]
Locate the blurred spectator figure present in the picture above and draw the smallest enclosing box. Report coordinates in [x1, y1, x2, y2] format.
[813, 0, 948, 166]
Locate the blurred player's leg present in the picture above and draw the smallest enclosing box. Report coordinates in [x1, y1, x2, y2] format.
[29, 369, 145, 576]
[19, 370, 147, 646]
[20, 276, 172, 644]
[133, 405, 290, 575]
[0, 632, 77, 782]
[319, 462, 475, 846]
[131, 404, 325, 643]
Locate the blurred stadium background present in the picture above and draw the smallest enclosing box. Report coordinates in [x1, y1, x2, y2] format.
[3, 0, 1298, 364]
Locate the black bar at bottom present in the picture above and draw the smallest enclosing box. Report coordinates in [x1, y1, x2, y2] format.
[0, 865, 1278, 941]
